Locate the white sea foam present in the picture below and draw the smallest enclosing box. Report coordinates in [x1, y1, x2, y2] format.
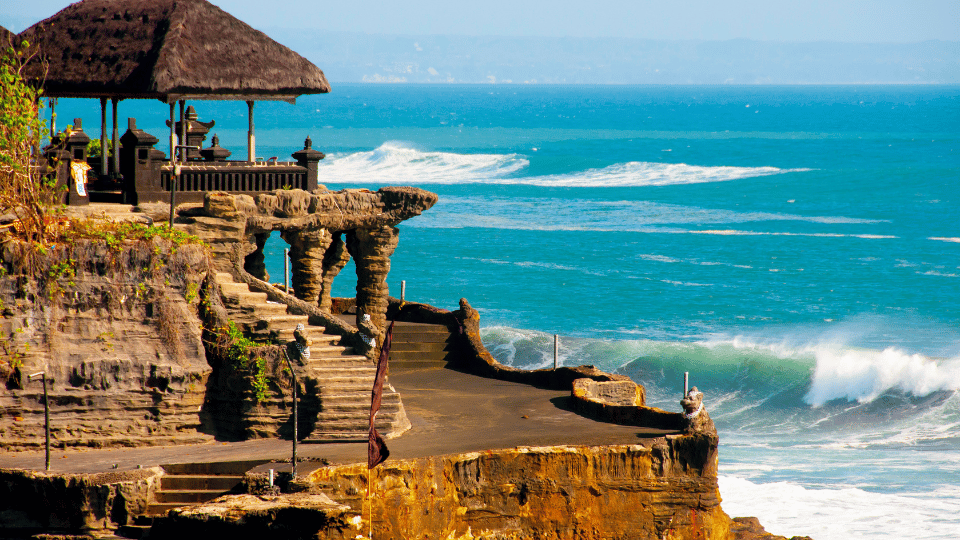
[701, 320, 960, 406]
[688, 229, 896, 239]
[319, 142, 806, 187]
[319, 141, 528, 184]
[805, 347, 960, 406]
[718, 475, 960, 540]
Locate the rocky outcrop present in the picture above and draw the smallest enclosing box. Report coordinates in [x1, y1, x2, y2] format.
[148, 441, 729, 540]
[731, 517, 814, 540]
[307, 440, 729, 540]
[0, 467, 161, 535]
[150, 492, 360, 540]
[0, 239, 213, 451]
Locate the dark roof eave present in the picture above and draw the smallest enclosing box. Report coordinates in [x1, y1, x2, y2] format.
[37, 88, 330, 102]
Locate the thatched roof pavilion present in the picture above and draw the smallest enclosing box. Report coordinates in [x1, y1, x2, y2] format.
[0, 25, 15, 47]
[19, 0, 331, 168]
[18, 0, 330, 101]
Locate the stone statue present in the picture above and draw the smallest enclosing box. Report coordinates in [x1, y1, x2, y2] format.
[292, 322, 311, 364]
[680, 386, 716, 435]
[358, 310, 380, 349]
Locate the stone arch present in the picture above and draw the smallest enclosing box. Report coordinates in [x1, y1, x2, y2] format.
[180, 187, 436, 338]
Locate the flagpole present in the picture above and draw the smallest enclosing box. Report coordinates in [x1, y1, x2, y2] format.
[367, 467, 373, 539]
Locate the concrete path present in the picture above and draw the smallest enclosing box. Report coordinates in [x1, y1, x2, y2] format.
[0, 366, 676, 476]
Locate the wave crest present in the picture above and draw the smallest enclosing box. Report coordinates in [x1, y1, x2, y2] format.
[805, 347, 960, 406]
[319, 142, 803, 187]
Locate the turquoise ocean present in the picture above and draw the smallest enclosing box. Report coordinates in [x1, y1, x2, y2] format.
[58, 84, 960, 539]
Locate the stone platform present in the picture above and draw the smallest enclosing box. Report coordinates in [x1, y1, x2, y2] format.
[0, 364, 674, 475]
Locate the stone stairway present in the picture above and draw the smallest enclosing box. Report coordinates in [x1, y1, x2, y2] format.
[214, 273, 410, 442]
[117, 460, 265, 538]
[390, 321, 454, 369]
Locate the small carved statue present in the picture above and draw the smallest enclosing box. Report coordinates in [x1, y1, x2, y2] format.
[680, 386, 716, 435]
[293, 322, 311, 363]
[357, 310, 380, 349]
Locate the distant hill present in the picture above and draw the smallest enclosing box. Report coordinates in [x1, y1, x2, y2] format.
[266, 31, 960, 85]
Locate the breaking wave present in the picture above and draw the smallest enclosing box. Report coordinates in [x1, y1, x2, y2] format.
[480, 316, 960, 441]
[318, 142, 806, 187]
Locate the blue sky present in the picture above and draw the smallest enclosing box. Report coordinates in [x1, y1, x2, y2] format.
[2, 0, 958, 42]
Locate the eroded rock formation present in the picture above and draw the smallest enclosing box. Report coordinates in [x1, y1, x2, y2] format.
[176, 187, 437, 340]
[309, 441, 730, 540]
[0, 468, 161, 534]
[0, 240, 213, 451]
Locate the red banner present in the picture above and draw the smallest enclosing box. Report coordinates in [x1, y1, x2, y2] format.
[368, 320, 394, 469]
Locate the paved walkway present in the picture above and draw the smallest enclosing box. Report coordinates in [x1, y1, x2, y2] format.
[0, 366, 675, 476]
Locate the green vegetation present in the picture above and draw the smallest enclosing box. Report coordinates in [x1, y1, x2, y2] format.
[0, 39, 61, 244]
[223, 321, 271, 403]
[63, 220, 205, 249]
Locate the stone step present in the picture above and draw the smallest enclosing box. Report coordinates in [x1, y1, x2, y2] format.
[392, 322, 450, 333]
[249, 302, 290, 317]
[316, 374, 375, 384]
[307, 417, 401, 432]
[320, 405, 405, 418]
[315, 378, 376, 390]
[256, 314, 309, 330]
[320, 391, 400, 402]
[310, 364, 377, 378]
[306, 354, 371, 364]
[144, 502, 193, 516]
[391, 341, 449, 353]
[316, 410, 405, 423]
[160, 474, 244, 491]
[275, 327, 334, 342]
[390, 350, 450, 363]
[161, 460, 267, 476]
[392, 333, 450, 344]
[219, 283, 257, 296]
[154, 489, 229, 504]
[298, 344, 352, 357]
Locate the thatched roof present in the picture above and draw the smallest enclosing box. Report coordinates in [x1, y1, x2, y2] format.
[18, 0, 330, 101]
[0, 25, 14, 46]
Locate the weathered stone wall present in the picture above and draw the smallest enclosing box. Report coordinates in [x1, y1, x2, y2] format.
[0, 240, 213, 451]
[309, 440, 731, 540]
[571, 378, 688, 431]
[0, 466, 161, 534]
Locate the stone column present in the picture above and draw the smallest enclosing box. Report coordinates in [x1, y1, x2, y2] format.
[318, 232, 351, 312]
[281, 228, 332, 303]
[346, 226, 399, 334]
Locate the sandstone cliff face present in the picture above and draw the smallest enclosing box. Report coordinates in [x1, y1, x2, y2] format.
[309, 440, 730, 540]
[0, 239, 213, 450]
[0, 468, 160, 534]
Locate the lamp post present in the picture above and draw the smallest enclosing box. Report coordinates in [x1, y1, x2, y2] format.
[28, 372, 50, 471]
[282, 350, 298, 478]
